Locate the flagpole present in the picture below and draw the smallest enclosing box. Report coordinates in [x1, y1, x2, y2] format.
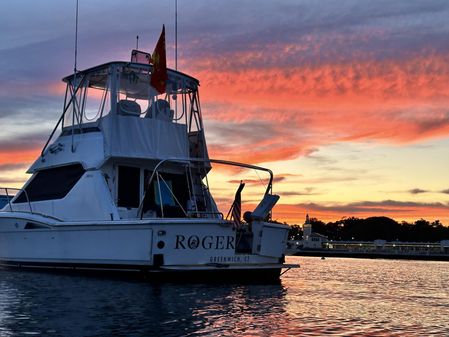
[175, 0, 178, 119]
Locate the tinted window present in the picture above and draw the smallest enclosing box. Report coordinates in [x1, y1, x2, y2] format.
[117, 166, 140, 208]
[14, 164, 85, 203]
[0, 195, 12, 208]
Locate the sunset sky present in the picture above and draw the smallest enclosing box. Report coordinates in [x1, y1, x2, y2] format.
[1, 0, 449, 225]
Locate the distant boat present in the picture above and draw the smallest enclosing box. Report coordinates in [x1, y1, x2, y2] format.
[0, 48, 297, 281]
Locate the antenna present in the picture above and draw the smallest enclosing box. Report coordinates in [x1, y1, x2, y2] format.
[136, 35, 139, 50]
[74, 0, 79, 74]
[175, 0, 178, 70]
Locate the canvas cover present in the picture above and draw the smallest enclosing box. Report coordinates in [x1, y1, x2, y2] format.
[101, 114, 188, 160]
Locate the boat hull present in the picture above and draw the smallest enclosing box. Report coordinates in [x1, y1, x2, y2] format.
[0, 214, 292, 282]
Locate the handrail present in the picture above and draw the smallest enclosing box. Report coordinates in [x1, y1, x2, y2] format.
[0, 187, 33, 214]
[4, 188, 12, 212]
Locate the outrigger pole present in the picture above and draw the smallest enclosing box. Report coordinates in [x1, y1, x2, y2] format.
[74, 0, 79, 74]
[175, 0, 178, 70]
[71, 0, 80, 153]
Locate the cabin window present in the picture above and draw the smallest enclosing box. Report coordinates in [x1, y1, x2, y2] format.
[24, 222, 51, 229]
[14, 164, 85, 203]
[0, 195, 12, 208]
[117, 166, 140, 208]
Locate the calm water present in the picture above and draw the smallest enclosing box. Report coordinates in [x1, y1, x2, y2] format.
[0, 257, 448, 336]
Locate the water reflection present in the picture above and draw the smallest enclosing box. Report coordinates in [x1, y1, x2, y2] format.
[0, 270, 287, 336]
[0, 258, 448, 336]
[283, 257, 449, 336]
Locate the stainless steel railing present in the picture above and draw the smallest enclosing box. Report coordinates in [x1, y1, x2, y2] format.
[0, 187, 33, 214]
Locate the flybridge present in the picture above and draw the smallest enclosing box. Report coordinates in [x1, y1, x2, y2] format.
[33, 61, 207, 172]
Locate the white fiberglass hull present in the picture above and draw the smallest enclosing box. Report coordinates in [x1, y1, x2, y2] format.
[0, 213, 291, 281]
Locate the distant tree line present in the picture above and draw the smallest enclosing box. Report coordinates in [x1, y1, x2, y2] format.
[288, 216, 449, 242]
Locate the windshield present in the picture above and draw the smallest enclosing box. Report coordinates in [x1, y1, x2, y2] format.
[62, 63, 202, 132]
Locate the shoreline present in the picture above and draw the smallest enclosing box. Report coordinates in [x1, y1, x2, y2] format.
[290, 250, 449, 261]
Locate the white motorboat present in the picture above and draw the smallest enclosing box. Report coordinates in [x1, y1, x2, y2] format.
[0, 50, 296, 281]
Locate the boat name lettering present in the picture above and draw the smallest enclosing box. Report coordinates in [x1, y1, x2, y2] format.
[209, 256, 250, 263]
[175, 235, 235, 250]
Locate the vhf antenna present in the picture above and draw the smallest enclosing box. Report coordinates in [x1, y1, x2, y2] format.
[175, 0, 178, 70]
[74, 0, 79, 74]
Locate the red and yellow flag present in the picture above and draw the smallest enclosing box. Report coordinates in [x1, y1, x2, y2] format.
[150, 25, 168, 94]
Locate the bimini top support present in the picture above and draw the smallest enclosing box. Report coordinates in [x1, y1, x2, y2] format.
[136, 157, 274, 219]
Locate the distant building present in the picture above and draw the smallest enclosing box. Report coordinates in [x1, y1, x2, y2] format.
[440, 240, 449, 254]
[303, 214, 312, 239]
[302, 214, 328, 249]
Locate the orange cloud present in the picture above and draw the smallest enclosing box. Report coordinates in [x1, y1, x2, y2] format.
[0, 148, 40, 165]
[208, 143, 305, 164]
[192, 54, 449, 164]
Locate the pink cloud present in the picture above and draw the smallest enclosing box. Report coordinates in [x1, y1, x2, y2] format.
[192, 55, 449, 164]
